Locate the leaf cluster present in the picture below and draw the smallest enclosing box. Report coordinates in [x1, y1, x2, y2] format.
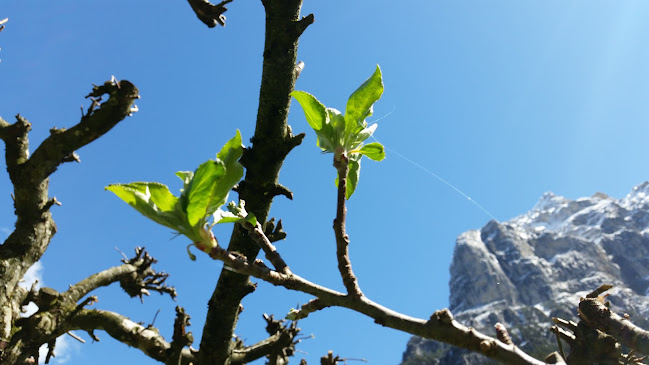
[291, 65, 386, 198]
[106, 130, 256, 258]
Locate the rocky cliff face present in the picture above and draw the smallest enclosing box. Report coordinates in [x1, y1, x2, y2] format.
[402, 182, 649, 364]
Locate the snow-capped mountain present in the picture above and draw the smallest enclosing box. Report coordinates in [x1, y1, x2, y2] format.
[402, 182, 649, 364]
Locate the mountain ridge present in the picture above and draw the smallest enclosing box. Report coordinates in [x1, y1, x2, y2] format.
[402, 182, 649, 364]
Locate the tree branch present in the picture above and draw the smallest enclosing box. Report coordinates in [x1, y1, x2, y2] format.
[333, 156, 362, 297]
[186, 0, 232, 28]
[242, 221, 290, 274]
[166, 306, 194, 365]
[25, 78, 140, 183]
[579, 297, 649, 355]
[197, 1, 312, 363]
[2, 247, 176, 364]
[68, 309, 195, 365]
[206, 243, 545, 365]
[230, 314, 301, 364]
[0, 79, 139, 354]
[64, 247, 176, 304]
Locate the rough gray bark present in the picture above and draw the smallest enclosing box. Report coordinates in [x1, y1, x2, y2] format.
[0, 80, 142, 364]
[195, 0, 312, 363]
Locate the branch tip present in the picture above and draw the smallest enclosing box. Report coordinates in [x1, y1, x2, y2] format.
[295, 14, 314, 37]
[187, 0, 233, 28]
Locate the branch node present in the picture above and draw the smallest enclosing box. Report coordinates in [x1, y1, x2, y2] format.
[429, 308, 454, 324]
[295, 14, 314, 37]
[265, 218, 287, 243]
[168, 305, 193, 361]
[43, 197, 62, 212]
[61, 152, 81, 163]
[286, 131, 305, 153]
[494, 322, 513, 345]
[86, 330, 100, 342]
[187, 0, 233, 28]
[294, 61, 305, 79]
[269, 184, 293, 200]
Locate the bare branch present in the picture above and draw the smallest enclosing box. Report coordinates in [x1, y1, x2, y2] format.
[230, 314, 301, 364]
[294, 14, 314, 38]
[64, 247, 176, 303]
[197, 0, 310, 362]
[333, 156, 363, 297]
[0, 79, 139, 353]
[206, 244, 545, 364]
[26, 78, 139, 182]
[579, 297, 649, 355]
[67, 309, 195, 364]
[242, 221, 290, 274]
[166, 306, 194, 365]
[288, 298, 329, 320]
[186, 0, 232, 28]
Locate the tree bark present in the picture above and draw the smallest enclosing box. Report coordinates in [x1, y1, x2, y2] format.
[197, 1, 312, 364]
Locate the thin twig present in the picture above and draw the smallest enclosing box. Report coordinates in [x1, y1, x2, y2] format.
[333, 155, 363, 297]
[242, 221, 291, 275]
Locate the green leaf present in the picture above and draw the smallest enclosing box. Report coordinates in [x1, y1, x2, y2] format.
[346, 154, 361, 199]
[214, 201, 258, 226]
[176, 170, 193, 212]
[326, 108, 346, 150]
[313, 128, 336, 152]
[356, 142, 385, 161]
[345, 65, 384, 132]
[211, 130, 245, 211]
[176, 171, 193, 187]
[334, 154, 362, 200]
[353, 123, 377, 144]
[291, 91, 327, 131]
[106, 182, 188, 232]
[186, 160, 226, 227]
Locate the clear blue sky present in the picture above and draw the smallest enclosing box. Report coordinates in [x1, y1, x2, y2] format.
[2, 1, 649, 364]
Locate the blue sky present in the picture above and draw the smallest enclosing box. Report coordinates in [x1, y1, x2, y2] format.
[2, 1, 649, 364]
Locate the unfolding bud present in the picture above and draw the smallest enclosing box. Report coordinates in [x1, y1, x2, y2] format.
[195, 227, 218, 252]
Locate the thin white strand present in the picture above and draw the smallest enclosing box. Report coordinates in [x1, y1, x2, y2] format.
[368, 108, 498, 221]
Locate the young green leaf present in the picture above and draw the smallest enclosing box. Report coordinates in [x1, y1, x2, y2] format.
[346, 154, 361, 199]
[213, 201, 258, 226]
[345, 65, 384, 131]
[326, 108, 346, 151]
[186, 160, 226, 227]
[106, 183, 188, 232]
[211, 130, 245, 211]
[334, 154, 362, 199]
[356, 142, 385, 161]
[352, 123, 378, 146]
[176, 170, 193, 212]
[291, 91, 326, 131]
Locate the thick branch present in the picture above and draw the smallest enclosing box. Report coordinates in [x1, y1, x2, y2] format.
[68, 309, 194, 365]
[333, 157, 362, 297]
[25, 79, 139, 183]
[2, 248, 175, 364]
[197, 1, 312, 363]
[0, 79, 139, 350]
